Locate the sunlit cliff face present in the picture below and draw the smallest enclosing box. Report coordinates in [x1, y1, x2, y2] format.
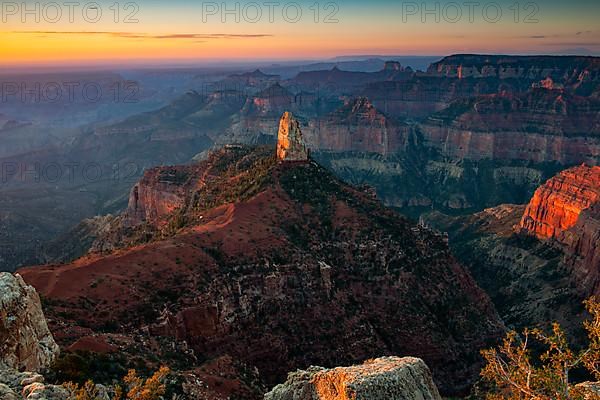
[520, 165, 600, 239]
[276, 112, 309, 162]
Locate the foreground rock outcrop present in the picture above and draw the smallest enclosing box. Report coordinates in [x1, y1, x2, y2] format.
[0, 369, 71, 400]
[264, 357, 442, 400]
[0, 273, 59, 372]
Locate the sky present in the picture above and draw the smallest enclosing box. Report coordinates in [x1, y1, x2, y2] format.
[1, 0, 599, 66]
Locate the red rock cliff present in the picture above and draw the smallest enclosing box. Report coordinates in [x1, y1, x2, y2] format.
[520, 165, 600, 239]
[125, 165, 201, 227]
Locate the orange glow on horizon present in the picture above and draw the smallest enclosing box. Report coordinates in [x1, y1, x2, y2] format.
[5, 29, 597, 66]
[1, 2, 598, 66]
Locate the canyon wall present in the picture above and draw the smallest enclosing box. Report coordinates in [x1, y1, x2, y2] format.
[519, 165, 600, 293]
[428, 55, 600, 87]
[519, 165, 600, 239]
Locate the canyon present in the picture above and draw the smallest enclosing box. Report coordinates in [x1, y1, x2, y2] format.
[3, 54, 600, 271]
[2, 54, 600, 398]
[424, 164, 600, 340]
[17, 118, 505, 396]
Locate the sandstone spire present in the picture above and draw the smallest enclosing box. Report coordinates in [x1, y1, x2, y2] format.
[277, 112, 309, 162]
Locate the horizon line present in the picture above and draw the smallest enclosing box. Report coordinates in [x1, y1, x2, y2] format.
[1, 52, 599, 73]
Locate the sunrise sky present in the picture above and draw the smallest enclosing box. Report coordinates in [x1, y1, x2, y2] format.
[1, 0, 599, 66]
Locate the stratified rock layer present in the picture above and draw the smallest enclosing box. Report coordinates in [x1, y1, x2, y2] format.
[420, 90, 600, 165]
[305, 98, 411, 156]
[0, 273, 59, 372]
[428, 55, 600, 85]
[520, 165, 600, 239]
[264, 357, 442, 400]
[277, 112, 309, 162]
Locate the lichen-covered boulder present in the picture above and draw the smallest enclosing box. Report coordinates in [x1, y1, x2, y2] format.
[264, 356, 442, 400]
[0, 273, 59, 371]
[0, 383, 19, 400]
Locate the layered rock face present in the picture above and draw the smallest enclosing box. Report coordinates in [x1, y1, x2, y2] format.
[428, 55, 600, 87]
[520, 165, 600, 239]
[363, 75, 530, 119]
[314, 151, 557, 214]
[277, 112, 309, 161]
[264, 357, 442, 400]
[125, 165, 201, 227]
[0, 273, 59, 372]
[518, 165, 600, 293]
[306, 98, 411, 156]
[420, 90, 600, 164]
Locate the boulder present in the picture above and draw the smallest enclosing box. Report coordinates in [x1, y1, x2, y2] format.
[0, 273, 59, 372]
[0, 369, 69, 400]
[264, 356, 442, 400]
[0, 383, 19, 400]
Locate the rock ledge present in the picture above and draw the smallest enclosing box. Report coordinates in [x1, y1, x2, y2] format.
[264, 356, 442, 400]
